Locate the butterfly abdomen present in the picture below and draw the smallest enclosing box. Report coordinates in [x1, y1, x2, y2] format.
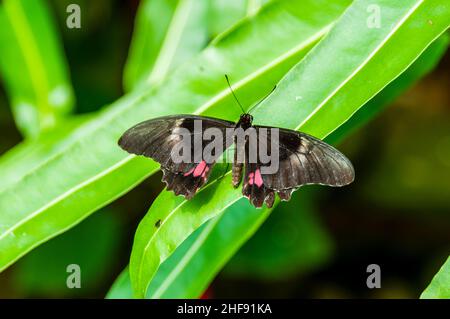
[232, 135, 244, 188]
[232, 162, 243, 188]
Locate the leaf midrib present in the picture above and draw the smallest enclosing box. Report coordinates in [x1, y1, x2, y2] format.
[295, 0, 425, 132]
[195, 26, 331, 114]
[147, 0, 194, 85]
[0, 156, 131, 240]
[5, 0, 51, 121]
[150, 213, 220, 298]
[149, 201, 274, 298]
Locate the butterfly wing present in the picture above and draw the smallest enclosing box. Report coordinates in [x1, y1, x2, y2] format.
[256, 125, 355, 191]
[241, 126, 354, 207]
[239, 131, 275, 208]
[118, 115, 235, 198]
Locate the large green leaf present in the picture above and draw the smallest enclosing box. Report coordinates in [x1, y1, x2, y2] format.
[124, 0, 261, 91]
[421, 256, 450, 299]
[106, 266, 133, 299]
[123, 0, 209, 91]
[107, 197, 272, 299]
[0, 0, 349, 272]
[0, 0, 74, 137]
[129, 0, 450, 297]
[106, 33, 448, 298]
[146, 197, 272, 298]
[327, 32, 449, 145]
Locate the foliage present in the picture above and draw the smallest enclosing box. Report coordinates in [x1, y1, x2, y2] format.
[421, 256, 450, 299]
[0, 0, 74, 137]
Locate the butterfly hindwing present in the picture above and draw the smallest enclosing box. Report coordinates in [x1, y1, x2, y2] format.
[118, 115, 234, 198]
[241, 136, 275, 208]
[161, 162, 211, 199]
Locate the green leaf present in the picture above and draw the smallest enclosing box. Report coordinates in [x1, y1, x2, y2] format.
[327, 33, 450, 145]
[107, 34, 448, 298]
[3, 0, 244, 191]
[107, 191, 328, 298]
[224, 189, 333, 280]
[106, 266, 133, 299]
[421, 256, 450, 299]
[107, 224, 212, 299]
[123, 0, 256, 91]
[252, 0, 450, 138]
[0, 0, 348, 272]
[147, 199, 272, 298]
[130, 0, 450, 297]
[123, 0, 208, 91]
[207, 0, 257, 38]
[107, 198, 272, 299]
[0, 0, 74, 137]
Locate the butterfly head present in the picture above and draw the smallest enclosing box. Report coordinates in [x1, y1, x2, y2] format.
[237, 113, 253, 129]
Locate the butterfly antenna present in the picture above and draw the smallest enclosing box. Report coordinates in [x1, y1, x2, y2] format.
[247, 84, 277, 114]
[225, 74, 246, 114]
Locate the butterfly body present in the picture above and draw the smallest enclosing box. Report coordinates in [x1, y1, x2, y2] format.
[231, 113, 253, 188]
[235, 113, 253, 130]
[118, 113, 355, 208]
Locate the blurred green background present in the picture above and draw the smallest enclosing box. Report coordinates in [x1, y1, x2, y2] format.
[0, 0, 449, 298]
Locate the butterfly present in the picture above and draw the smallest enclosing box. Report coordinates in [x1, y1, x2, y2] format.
[118, 76, 355, 208]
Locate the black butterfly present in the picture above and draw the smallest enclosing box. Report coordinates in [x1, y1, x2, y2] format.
[118, 76, 354, 208]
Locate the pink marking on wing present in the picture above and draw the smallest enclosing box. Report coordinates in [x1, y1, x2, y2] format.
[248, 172, 254, 185]
[193, 161, 207, 177]
[201, 166, 210, 178]
[254, 169, 263, 187]
[184, 167, 195, 176]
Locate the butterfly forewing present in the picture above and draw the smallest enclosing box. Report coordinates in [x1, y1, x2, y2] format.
[118, 115, 235, 198]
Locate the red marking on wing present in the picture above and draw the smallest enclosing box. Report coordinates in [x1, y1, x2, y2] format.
[184, 167, 195, 176]
[193, 161, 207, 177]
[248, 172, 254, 185]
[201, 166, 210, 178]
[254, 169, 263, 187]
[184, 161, 208, 177]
